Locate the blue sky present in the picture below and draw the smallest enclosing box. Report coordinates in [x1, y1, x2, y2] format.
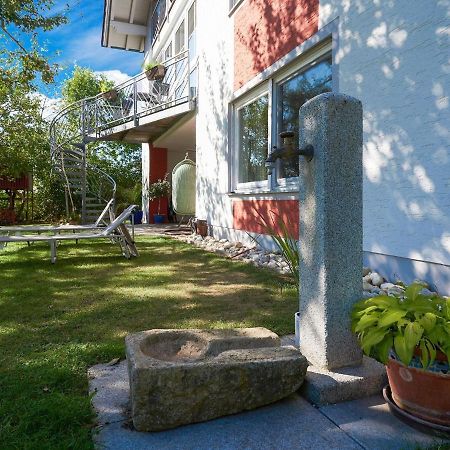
[39, 0, 144, 98]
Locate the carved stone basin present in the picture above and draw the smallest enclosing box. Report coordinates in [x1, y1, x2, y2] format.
[125, 328, 308, 431]
[139, 331, 208, 362]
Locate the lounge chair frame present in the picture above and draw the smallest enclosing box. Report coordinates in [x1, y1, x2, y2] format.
[0, 205, 139, 263]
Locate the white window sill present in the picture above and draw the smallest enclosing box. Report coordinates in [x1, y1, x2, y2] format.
[228, 189, 299, 198]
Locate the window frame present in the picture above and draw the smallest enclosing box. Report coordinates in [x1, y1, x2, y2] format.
[232, 82, 271, 192]
[174, 19, 185, 54]
[231, 40, 333, 193]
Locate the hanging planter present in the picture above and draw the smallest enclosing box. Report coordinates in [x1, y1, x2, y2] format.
[101, 89, 119, 102]
[144, 62, 166, 81]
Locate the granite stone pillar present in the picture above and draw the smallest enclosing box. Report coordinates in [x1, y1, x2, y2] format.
[298, 92, 363, 370]
[297, 93, 386, 404]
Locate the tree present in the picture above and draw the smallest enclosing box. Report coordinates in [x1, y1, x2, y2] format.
[0, 1, 68, 222]
[62, 66, 113, 104]
[0, 0, 67, 86]
[0, 77, 65, 221]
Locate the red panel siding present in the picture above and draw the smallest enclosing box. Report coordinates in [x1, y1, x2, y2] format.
[233, 199, 299, 237]
[0, 174, 30, 190]
[149, 146, 168, 223]
[234, 0, 319, 90]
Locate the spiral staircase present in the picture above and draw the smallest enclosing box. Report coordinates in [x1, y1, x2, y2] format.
[49, 51, 192, 224]
[50, 99, 117, 224]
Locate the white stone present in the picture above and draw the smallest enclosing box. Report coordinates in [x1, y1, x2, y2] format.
[380, 282, 394, 290]
[363, 274, 372, 284]
[420, 288, 437, 297]
[370, 272, 384, 286]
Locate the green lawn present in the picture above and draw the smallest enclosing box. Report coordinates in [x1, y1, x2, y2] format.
[0, 236, 297, 449]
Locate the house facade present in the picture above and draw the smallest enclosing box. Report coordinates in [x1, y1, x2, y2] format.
[101, 0, 450, 293]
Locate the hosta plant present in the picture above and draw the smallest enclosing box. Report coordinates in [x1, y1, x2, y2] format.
[351, 283, 450, 369]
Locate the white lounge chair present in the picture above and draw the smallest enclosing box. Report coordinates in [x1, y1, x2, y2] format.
[0, 205, 139, 263]
[0, 198, 115, 235]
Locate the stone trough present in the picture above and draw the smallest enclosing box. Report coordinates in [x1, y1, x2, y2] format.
[125, 327, 308, 431]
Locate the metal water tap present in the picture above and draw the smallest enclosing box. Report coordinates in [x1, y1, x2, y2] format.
[265, 131, 314, 175]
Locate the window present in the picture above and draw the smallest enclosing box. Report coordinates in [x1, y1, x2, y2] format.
[238, 94, 269, 184]
[232, 45, 332, 192]
[164, 42, 172, 61]
[188, 1, 196, 61]
[276, 55, 332, 179]
[175, 20, 185, 54]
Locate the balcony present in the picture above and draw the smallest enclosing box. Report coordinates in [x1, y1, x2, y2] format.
[81, 50, 195, 143]
[150, 0, 177, 45]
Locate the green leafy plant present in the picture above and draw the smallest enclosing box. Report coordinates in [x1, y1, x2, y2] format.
[144, 61, 159, 71]
[351, 283, 450, 369]
[143, 61, 166, 81]
[249, 208, 299, 292]
[115, 182, 142, 214]
[147, 175, 170, 215]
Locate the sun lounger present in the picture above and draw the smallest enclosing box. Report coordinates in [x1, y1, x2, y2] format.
[0, 199, 115, 235]
[0, 205, 139, 263]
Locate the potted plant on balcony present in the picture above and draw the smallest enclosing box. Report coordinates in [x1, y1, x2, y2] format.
[351, 283, 450, 429]
[144, 61, 166, 81]
[101, 88, 118, 102]
[147, 175, 170, 224]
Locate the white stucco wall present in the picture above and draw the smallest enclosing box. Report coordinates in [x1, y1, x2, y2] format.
[319, 1, 450, 267]
[195, 0, 234, 234]
[140, 0, 450, 289]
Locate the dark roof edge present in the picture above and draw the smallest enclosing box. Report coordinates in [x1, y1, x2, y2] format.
[101, 0, 111, 48]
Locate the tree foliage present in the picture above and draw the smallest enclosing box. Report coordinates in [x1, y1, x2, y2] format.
[0, 78, 48, 177]
[0, 0, 67, 86]
[0, 1, 68, 222]
[62, 66, 113, 104]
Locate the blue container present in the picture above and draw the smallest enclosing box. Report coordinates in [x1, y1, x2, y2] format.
[153, 214, 165, 224]
[133, 210, 143, 224]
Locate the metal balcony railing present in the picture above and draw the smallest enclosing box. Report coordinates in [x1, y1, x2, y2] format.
[82, 50, 190, 138]
[150, 0, 177, 44]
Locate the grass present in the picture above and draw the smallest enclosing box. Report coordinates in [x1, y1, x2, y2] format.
[0, 236, 297, 449]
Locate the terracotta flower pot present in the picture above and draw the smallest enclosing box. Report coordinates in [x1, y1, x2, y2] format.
[145, 65, 166, 81]
[386, 356, 450, 426]
[196, 219, 208, 237]
[102, 89, 118, 101]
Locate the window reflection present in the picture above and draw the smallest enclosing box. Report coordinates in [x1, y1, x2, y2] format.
[238, 95, 269, 183]
[277, 56, 332, 179]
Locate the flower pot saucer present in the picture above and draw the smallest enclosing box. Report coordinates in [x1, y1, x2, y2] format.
[383, 385, 450, 439]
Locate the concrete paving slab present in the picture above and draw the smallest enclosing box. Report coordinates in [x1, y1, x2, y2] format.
[89, 358, 449, 450]
[88, 361, 129, 426]
[90, 360, 361, 450]
[95, 395, 362, 450]
[320, 396, 449, 450]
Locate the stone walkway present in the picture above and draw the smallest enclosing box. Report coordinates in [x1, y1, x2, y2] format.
[88, 340, 448, 450]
